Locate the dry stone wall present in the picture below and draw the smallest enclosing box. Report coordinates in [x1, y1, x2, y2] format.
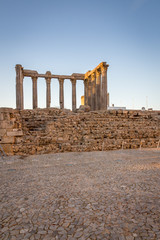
[0, 107, 160, 155]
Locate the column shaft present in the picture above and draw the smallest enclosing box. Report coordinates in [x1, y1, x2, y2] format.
[16, 64, 24, 110]
[71, 78, 76, 111]
[59, 78, 64, 109]
[96, 69, 101, 110]
[107, 93, 109, 107]
[101, 66, 107, 110]
[106, 66, 109, 108]
[84, 79, 88, 105]
[87, 77, 91, 107]
[45, 71, 51, 108]
[46, 79, 51, 108]
[32, 77, 38, 109]
[91, 73, 96, 110]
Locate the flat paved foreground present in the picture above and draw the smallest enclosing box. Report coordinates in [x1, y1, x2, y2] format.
[0, 149, 160, 240]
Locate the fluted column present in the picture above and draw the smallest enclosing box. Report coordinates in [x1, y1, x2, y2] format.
[16, 64, 24, 110]
[59, 78, 64, 109]
[45, 71, 51, 108]
[91, 73, 96, 110]
[32, 76, 38, 109]
[71, 78, 76, 112]
[87, 76, 91, 107]
[101, 65, 107, 110]
[96, 69, 101, 110]
[84, 79, 88, 105]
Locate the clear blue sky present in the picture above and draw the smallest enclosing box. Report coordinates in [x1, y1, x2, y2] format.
[0, 0, 160, 110]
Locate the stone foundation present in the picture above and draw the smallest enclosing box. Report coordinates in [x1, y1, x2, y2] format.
[0, 107, 160, 155]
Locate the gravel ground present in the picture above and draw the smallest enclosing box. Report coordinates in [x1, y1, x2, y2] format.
[0, 149, 160, 240]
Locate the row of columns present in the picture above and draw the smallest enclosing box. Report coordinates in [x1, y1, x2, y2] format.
[84, 64, 109, 110]
[16, 62, 109, 112]
[16, 64, 78, 111]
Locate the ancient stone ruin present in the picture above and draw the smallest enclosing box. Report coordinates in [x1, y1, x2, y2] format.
[0, 62, 159, 156]
[16, 62, 109, 111]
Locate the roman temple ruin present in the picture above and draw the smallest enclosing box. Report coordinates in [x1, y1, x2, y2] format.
[16, 62, 109, 111]
[0, 61, 159, 156]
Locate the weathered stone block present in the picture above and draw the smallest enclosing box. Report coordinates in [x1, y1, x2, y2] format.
[0, 121, 7, 129]
[1, 136, 15, 144]
[7, 130, 23, 137]
[78, 105, 90, 112]
[0, 129, 6, 137]
[0, 107, 13, 113]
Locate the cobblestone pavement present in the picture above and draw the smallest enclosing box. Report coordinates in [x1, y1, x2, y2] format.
[0, 149, 160, 240]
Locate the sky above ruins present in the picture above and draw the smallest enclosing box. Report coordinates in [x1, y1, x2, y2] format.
[0, 0, 160, 110]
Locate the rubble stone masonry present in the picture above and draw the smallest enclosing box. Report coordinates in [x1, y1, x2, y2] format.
[0, 107, 160, 155]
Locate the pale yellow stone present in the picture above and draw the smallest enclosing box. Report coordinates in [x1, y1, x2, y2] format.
[81, 96, 84, 105]
[7, 131, 23, 137]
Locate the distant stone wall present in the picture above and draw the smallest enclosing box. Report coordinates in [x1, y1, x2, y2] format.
[0, 107, 160, 155]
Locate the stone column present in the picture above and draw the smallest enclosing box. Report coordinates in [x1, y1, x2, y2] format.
[15, 64, 24, 110]
[32, 76, 38, 109]
[107, 92, 109, 107]
[84, 79, 88, 105]
[59, 78, 64, 109]
[106, 65, 109, 108]
[87, 76, 91, 107]
[101, 65, 107, 110]
[45, 71, 51, 108]
[96, 69, 101, 110]
[71, 78, 76, 112]
[91, 73, 96, 111]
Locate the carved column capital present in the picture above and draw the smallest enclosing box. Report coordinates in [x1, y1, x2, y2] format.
[96, 69, 101, 77]
[15, 64, 23, 71]
[58, 78, 64, 84]
[45, 71, 51, 84]
[32, 76, 38, 82]
[101, 64, 109, 73]
[91, 72, 96, 81]
[101, 65, 107, 73]
[71, 78, 76, 85]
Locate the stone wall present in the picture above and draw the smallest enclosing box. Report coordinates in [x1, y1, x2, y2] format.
[0, 107, 160, 155]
